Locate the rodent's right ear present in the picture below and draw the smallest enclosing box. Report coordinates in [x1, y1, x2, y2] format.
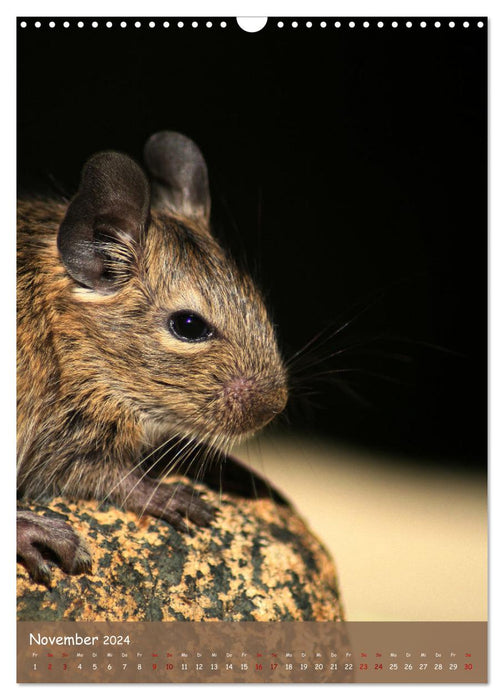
[57, 152, 150, 292]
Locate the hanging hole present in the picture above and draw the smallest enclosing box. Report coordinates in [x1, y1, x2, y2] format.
[237, 17, 267, 33]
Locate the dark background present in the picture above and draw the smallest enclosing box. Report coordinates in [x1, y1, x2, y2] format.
[17, 17, 487, 472]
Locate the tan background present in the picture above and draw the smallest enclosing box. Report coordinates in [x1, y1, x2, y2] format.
[235, 437, 487, 622]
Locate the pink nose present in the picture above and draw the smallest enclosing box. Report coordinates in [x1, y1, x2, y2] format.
[224, 377, 255, 401]
[222, 376, 288, 431]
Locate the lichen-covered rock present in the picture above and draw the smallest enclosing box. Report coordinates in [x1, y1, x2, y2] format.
[17, 476, 344, 622]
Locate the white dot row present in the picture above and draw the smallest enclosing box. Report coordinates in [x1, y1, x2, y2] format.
[19, 19, 487, 30]
[19, 20, 228, 29]
[278, 19, 485, 29]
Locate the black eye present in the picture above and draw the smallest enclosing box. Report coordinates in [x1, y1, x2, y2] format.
[168, 311, 213, 343]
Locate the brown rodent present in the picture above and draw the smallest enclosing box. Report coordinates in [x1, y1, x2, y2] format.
[17, 131, 288, 585]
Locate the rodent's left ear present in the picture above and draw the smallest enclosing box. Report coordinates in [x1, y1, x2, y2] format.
[143, 131, 211, 226]
[57, 152, 150, 292]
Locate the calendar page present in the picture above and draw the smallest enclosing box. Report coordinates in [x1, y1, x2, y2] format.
[16, 14, 487, 684]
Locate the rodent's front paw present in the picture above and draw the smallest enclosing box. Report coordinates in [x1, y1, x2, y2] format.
[139, 482, 216, 533]
[17, 511, 92, 586]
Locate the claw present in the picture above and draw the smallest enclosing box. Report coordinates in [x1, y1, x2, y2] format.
[17, 511, 92, 584]
[123, 478, 217, 532]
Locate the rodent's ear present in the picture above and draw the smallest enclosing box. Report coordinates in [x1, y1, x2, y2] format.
[57, 152, 150, 291]
[143, 131, 210, 226]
